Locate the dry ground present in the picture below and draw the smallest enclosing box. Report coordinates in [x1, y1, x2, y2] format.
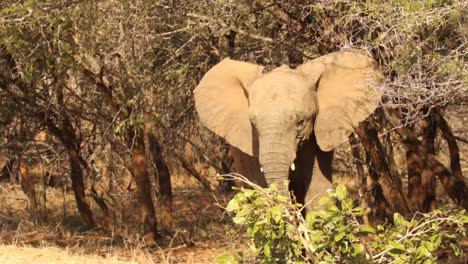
[0, 176, 248, 264]
[0, 245, 136, 264]
[1, 175, 467, 263]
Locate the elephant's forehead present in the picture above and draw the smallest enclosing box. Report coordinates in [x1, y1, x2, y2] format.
[249, 70, 312, 104]
[250, 70, 308, 93]
[248, 70, 315, 115]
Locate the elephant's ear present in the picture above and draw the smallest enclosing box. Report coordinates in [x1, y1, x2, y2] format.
[297, 50, 383, 151]
[194, 58, 264, 156]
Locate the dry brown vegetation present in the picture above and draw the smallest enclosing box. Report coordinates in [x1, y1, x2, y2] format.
[0, 0, 467, 263]
[0, 176, 247, 263]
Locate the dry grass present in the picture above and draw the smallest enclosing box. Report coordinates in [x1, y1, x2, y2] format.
[0, 174, 247, 264]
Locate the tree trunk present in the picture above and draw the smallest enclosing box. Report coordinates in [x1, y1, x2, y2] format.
[433, 111, 468, 209]
[177, 153, 214, 192]
[45, 117, 97, 228]
[427, 154, 468, 209]
[406, 116, 437, 212]
[143, 112, 172, 230]
[356, 120, 410, 219]
[128, 129, 158, 238]
[90, 186, 114, 232]
[65, 138, 98, 227]
[349, 133, 372, 224]
[218, 145, 236, 193]
[146, 130, 173, 230]
[0, 159, 15, 182]
[18, 160, 37, 212]
[385, 108, 468, 210]
[384, 133, 401, 180]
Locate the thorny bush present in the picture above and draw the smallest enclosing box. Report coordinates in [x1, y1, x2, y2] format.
[217, 175, 467, 264]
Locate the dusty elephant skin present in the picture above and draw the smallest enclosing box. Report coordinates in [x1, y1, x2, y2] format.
[194, 50, 383, 209]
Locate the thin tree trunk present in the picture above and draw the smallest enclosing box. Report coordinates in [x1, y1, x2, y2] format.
[406, 150, 436, 212]
[349, 133, 371, 224]
[90, 186, 114, 232]
[405, 116, 436, 212]
[146, 130, 173, 230]
[385, 109, 468, 210]
[384, 133, 400, 180]
[433, 111, 468, 209]
[54, 83, 98, 228]
[18, 160, 37, 212]
[422, 116, 437, 209]
[427, 155, 468, 209]
[65, 139, 97, 227]
[177, 154, 213, 192]
[0, 159, 14, 182]
[434, 111, 464, 178]
[43, 113, 97, 228]
[128, 129, 158, 238]
[356, 120, 410, 218]
[218, 145, 235, 193]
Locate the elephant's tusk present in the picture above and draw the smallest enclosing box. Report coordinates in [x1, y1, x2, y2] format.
[290, 163, 295, 171]
[260, 167, 264, 172]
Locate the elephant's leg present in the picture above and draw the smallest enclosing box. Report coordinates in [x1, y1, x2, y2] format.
[289, 138, 314, 205]
[304, 149, 333, 211]
[292, 135, 333, 211]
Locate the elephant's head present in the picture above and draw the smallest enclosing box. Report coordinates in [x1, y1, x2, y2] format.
[194, 50, 383, 189]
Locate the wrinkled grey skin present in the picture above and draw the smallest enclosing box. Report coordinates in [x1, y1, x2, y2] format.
[194, 50, 383, 209]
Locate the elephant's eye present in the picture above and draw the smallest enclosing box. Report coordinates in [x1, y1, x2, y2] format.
[296, 118, 305, 128]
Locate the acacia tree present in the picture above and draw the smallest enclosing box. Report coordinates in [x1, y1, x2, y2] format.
[0, 1, 171, 236]
[0, 1, 100, 227]
[1, 0, 466, 238]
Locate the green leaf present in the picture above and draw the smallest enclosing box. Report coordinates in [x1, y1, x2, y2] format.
[335, 184, 348, 201]
[393, 213, 411, 229]
[277, 195, 289, 202]
[424, 241, 434, 252]
[243, 189, 255, 198]
[216, 253, 238, 264]
[341, 198, 354, 211]
[360, 225, 376, 234]
[264, 240, 271, 257]
[450, 242, 463, 257]
[114, 119, 128, 134]
[270, 205, 283, 222]
[429, 234, 441, 247]
[319, 196, 331, 206]
[334, 232, 345, 242]
[389, 241, 406, 252]
[226, 198, 240, 212]
[235, 209, 250, 218]
[352, 244, 365, 257]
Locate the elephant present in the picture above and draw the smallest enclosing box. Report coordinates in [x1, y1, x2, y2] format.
[194, 50, 383, 209]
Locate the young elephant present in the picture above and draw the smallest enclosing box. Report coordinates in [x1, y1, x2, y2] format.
[194, 50, 383, 209]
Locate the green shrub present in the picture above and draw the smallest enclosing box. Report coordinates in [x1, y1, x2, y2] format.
[218, 178, 467, 264]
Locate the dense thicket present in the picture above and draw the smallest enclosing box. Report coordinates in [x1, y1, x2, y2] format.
[0, 0, 466, 239]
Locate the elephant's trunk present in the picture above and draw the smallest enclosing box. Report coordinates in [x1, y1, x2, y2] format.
[262, 164, 290, 187]
[261, 158, 291, 196]
[256, 118, 297, 194]
[258, 138, 294, 195]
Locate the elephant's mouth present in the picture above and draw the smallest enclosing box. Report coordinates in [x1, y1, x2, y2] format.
[260, 162, 295, 172]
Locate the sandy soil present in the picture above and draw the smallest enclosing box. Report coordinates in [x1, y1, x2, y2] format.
[0, 245, 136, 264]
[0, 183, 245, 264]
